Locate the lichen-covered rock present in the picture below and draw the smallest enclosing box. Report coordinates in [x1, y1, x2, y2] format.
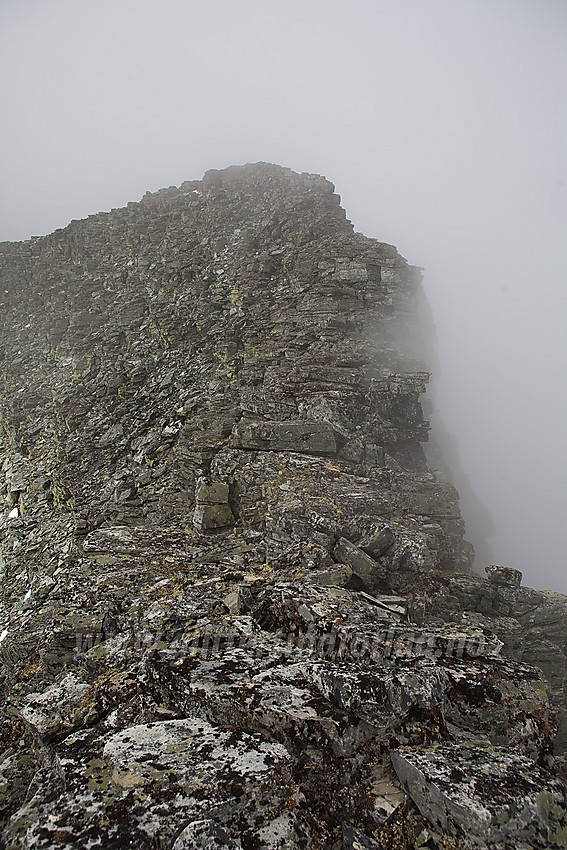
[0, 163, 565, 848]
[18, 673, 90, 742]
[172, 819, 243, 849]
[485, 564, 523, 587]
[410, 568, 567, 760]
[392, 742, 567, 848]
[4, 719, 293, 850]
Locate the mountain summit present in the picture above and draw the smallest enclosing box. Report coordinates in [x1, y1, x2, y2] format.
[1, 163, 567, 848]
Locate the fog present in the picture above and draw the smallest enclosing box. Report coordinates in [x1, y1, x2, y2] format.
[1, 0, 566, 591]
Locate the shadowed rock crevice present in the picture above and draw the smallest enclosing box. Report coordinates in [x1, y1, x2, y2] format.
[0, 163, 566, 848]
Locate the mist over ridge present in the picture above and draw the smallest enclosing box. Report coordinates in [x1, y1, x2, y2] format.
[1, 0, 566, 591]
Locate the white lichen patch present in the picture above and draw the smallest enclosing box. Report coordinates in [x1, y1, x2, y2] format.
[19, 673, 90, 739]
[103, 718, 290, 785]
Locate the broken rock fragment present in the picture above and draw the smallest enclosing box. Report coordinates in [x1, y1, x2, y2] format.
[392, 741, 567, 849]
[194, 476, 234, 530]
[485, 563, 523, 588]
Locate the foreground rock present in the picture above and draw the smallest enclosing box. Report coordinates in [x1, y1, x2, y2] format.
[0, 163, 566, 847]
[393, 742, 567, 849]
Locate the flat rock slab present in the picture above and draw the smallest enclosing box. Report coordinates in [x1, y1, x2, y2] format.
[6, 719, 292, 850]
[102, 718, 288, 785]
[392, 741, 567, 849]
[230, 419, 337, 454]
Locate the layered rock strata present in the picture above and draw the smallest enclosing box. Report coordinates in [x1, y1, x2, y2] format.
[0, 163, 566, 848]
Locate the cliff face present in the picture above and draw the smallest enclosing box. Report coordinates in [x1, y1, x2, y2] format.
[0, 163, 566, 849]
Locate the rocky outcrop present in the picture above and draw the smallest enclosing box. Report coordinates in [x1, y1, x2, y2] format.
[0, 162, 566, 848]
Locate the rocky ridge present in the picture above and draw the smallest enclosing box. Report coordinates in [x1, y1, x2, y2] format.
[0, 162, 566, 848]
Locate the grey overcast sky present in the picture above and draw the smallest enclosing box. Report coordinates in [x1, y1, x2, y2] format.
[1, 0, 566, 591]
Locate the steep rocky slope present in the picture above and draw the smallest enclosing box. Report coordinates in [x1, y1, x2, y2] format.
[1, 163, 566, 848]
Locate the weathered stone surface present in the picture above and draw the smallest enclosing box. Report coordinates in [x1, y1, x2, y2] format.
[194, 502, 235, 530]
[342, 825, 384, 849]
[485, 563, 522, 587]
[360, 524, 396, 558]
[0, 162, 565, 848]
[231, 419, 337, 454]
[3, 719, 292, 849]
[333, 537, 386, 590]
[410, 568, 567, 760]
[392, 742, 567, 848]
[195, 477, 230, 504]
[309, 564, 353, 587]
[172, 819, 243, 849]
[18, 673, 90, 742]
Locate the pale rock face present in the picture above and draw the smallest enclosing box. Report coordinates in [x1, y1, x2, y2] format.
[0, 163, 566, 848]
